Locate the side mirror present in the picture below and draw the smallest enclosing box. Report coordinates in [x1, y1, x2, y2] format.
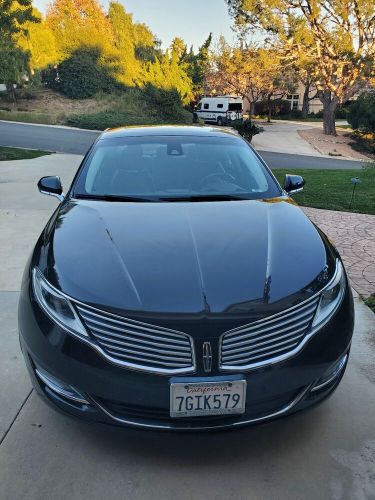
[37, 176, 64, 201]
[283, 174, 305, 195]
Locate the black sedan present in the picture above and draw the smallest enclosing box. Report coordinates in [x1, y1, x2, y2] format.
[19, 126, 354, 430]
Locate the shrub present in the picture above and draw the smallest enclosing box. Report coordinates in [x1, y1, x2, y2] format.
[308, 109, 324, 119]
[231, 119, 264, 142]
[41, 65, 60, 91]
[289, 109, 303, 119]
[254, 99, 291, 117]
[336, 105, 351, 119]
[347, 92, 375, 133]
[141, 84, 189, 121]
[349, 130, 375, 155]
[66, 111, 158, 130]
[364, 295, 375, 313]
[65, 87, 193, 130]
[44, 47, 120, 99]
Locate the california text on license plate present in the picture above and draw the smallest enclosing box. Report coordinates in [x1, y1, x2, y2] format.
[170, 380, 246, 418]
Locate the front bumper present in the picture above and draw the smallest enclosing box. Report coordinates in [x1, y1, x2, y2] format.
[19, 285, 354, 431]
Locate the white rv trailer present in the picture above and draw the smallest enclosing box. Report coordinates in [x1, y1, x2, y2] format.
[193, 96, 243, 125]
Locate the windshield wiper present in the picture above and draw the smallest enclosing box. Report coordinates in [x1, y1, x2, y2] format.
[159, 194, 249, 202]
[74, 194, 160, 203]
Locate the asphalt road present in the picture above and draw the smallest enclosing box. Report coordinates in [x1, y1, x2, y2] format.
[0, 120, 364, 170]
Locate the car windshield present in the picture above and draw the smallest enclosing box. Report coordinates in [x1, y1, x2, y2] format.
[73, 135, 281, 201]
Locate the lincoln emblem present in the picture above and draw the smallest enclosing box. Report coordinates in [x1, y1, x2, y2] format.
[203, 342, 213, 373]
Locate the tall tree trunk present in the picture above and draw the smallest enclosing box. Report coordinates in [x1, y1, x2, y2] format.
[6, 82, 16, 103]
[318, 90, 338, 136]
[249, 100, 255, 120]
[267, 94, 272, 123]
[301, 80, 311, 119]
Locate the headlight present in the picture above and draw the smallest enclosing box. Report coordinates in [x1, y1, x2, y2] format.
[32, 268, 88, 337]
[312, 260, 346, 329]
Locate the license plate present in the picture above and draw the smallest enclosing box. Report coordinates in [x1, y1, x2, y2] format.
[170, 380, 246, 418]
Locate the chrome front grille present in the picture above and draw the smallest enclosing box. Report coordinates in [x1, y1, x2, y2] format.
[220, 295, 320, 370]
[76, 304, 195, 374]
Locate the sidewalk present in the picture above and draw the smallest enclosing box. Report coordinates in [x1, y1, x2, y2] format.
[302, 207, 375, 297]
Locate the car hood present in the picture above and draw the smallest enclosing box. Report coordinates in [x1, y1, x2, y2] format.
[40, 198, 335, 318]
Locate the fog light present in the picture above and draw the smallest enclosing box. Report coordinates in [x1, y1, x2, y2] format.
[35, 365, 89, 404]
[311, 354, 348, 392]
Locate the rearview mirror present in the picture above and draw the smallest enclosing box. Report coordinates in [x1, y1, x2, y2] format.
[37, 176, 64, 201]
[283, 174, 305, 195]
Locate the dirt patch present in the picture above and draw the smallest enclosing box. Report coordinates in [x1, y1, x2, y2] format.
[299, 128, 371, 161]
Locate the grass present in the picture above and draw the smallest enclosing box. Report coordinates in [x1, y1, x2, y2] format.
[0, 109, 66, 125]
[0, 87, 193, 130]
[273, 166, 375, 215]
[364, 296, 375, 313]
[66, 89, 193, 130]
[65, 111, 185, 130]
[0, 146, 52, 161]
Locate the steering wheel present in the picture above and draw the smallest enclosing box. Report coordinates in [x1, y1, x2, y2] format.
[194, 172, 238, 191]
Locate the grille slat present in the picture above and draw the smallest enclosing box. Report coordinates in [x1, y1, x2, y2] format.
[97, 338, 193, 361]
[220, 295, 320, 370]
[104, 348, 191, 368]
[223, 308, 316, 345]
[88, 326, 192, 353]
[222, 319, 311, 349]
[224, 302, 318, 342]
[76, 304, 195, 374]
[77, 306, 186, 340]
[221, 326, 307, 355]
[222, 341, 302, 366]
[222, 334, 304, 361]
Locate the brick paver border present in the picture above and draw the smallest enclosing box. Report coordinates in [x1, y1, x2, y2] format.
[302, 207, 375, 298]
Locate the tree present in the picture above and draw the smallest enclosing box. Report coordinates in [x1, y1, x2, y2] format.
[0, 41, 30, 101]
[207, 39, 295, 120]
[133, 22, 161, 63]
[182, 33, 213, 100]
[171, 37, 187, 61]
[226, 0, 375, 135]
[54, 46, 118, 98]
[46, 0, 114, 57]
[108, 2, 141, 85]
[143, 50, 193, 105]
[16, 9, 59, 71]
[0, 0, 39, 100]
[0, 0, 38, 37]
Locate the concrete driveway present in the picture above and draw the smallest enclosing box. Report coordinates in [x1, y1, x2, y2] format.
[252, 120, 321, 156]
[1, 155, 375, 500]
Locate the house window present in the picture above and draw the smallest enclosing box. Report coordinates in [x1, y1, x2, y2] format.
[204, 103, 209, 110]
[287, 94, 300, 111]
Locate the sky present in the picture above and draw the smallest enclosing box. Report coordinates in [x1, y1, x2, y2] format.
[33, 0, 237, 50]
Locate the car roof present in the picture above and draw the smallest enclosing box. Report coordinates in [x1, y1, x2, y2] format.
[101, 125, 240, 139]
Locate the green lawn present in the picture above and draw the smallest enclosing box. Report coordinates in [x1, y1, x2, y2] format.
[0, 146, 52, 161]
[273, 167, 375, 215]
[364, 296, 375, 313]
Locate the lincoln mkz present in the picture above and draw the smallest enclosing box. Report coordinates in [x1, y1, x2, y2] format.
[19, 126, 354, 430]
